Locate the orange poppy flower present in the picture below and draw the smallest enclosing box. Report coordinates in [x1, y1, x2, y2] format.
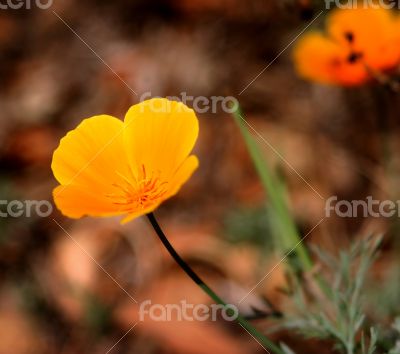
[293, 6, 400, 86]
[51, 98, 199, 224]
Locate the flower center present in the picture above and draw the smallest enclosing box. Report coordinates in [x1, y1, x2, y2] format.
[347, 51, 363, 64]
[344, 31, 354, 43]
[342, 31, 364, 64]
[106, 165, 168, 212]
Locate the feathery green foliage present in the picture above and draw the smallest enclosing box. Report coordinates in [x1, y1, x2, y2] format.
[280, 236, 382, 354]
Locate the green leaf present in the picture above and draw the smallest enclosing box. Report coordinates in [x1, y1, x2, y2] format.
[231, 103, 313, 271]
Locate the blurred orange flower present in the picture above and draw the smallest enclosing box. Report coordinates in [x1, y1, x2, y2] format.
[293, 6, 400, 86]
[51, 98, 199, 223]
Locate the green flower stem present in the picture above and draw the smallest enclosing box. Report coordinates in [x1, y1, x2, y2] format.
[231, 104, 313, 271]
[147, 213, 284, 354]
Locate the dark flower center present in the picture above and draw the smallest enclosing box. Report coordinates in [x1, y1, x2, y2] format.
[347, 51, 363, 64]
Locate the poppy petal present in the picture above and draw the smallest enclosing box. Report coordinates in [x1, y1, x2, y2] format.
[328, 7, 400, 70]
[166, 155, 199, 199]
[53, 185, 123, 219]
[293, 33, 344, 84]
[52, 115, 131, 193]
[123, 98, 199, 180]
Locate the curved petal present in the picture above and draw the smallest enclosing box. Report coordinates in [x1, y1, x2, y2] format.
[123, 98, 199, 180]
[293, 32, 369, 86]
[328, 7, 394, 47]
[51, 115, 134, 218]
[52, 115, 131, 193]
[328, 7, 399, 70]
[293, 32, 343, 84]
[121, 204, 161, 224]
[53, 185, 124, 219]
[165, 155, 199, 199]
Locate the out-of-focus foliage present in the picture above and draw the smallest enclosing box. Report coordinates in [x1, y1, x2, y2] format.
[278, 236, 382, 354]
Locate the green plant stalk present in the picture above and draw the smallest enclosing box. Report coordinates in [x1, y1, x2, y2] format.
[147, 213, 284, 354]
[231, 104, 313, 271]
